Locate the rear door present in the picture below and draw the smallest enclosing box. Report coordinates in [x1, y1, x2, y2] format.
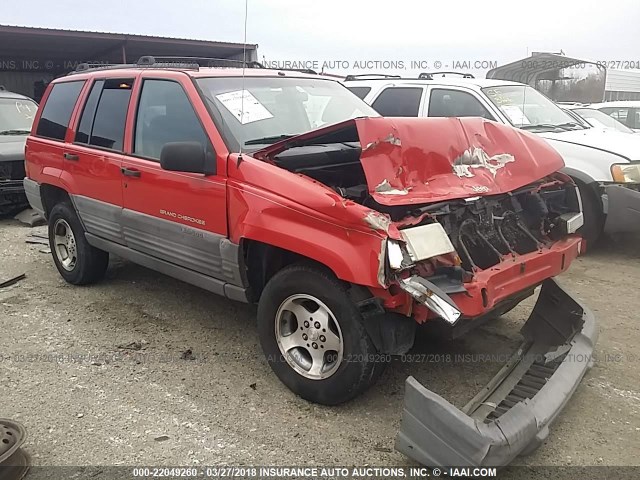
[425, 86, 497, 120]
[369, 86, 426, 117]
[27, 80, 85, 186]
[120, 75, 231, 283]
[62, 77, 135, 244]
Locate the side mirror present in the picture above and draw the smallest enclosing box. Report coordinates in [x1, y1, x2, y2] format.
[160, 142, 208, 174]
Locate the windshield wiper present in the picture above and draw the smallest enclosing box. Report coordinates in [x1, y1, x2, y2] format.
[244, 134, 296, 146]
[556, 122, 585, 130]
[520, 124, 573, 132]
[0, 129, 31, 135]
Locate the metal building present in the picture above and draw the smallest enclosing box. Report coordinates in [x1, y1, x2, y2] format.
[0, 25, 258, 101]
[487, 52, 640, 103]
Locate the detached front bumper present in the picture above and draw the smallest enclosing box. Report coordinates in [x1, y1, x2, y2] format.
[395, 278, 597, 467]
[603, 184, 640, 234]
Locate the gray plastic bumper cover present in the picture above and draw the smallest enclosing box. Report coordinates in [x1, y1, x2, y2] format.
[395, 278, 598, 467]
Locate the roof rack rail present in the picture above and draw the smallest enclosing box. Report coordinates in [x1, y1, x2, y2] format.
[137, 55, 264, 68]
[71, 55, 264, 75]
[418, 71, 475, 80]
[344, 73, 402, 81]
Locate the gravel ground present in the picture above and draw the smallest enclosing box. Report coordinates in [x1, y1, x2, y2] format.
[1, 217, 639, 473]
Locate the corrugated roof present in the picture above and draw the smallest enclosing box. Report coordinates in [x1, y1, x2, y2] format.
[0, 25, 259, 75]
[0, 24, 258, 49]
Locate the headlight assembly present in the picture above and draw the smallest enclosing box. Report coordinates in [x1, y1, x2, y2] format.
[611, 163, 640, 184]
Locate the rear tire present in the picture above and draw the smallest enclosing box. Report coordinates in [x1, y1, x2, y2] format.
[48, 201, 109, 285]
[257, 263, 386, 405]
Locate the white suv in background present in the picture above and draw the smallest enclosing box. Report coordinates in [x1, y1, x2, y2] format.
[344, 74, 640, 244]
[588, 101, 640, 132]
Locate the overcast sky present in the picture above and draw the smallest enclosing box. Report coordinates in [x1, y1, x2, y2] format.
[3, 0, 639, 75]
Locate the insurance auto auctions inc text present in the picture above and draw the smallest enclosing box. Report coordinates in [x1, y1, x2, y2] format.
[262, 59, 498, 71]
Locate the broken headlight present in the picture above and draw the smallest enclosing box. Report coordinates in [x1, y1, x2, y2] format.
[611, 162, 640, 184]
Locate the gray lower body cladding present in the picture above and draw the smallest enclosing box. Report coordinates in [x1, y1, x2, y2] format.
[395, 278, 598, 467]
[23, 178, 44, 217]
[603, 184, 640, 234]
[23, 184, 249, 302]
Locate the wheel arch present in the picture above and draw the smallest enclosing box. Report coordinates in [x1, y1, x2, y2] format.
[40, 183, 72, 219]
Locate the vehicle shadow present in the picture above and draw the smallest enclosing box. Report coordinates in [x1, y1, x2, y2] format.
[585, 233, 640, 260]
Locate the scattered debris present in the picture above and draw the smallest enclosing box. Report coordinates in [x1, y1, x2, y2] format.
[373, 446, 393, 453]
[14, 208, 46, 227]
[154, 435, 170, 442]
[249, 383, 257, 390]
[180, 349, 195, 361]
[117, 341, 148, 351]
[25, 233, 48, 245]
[0, 274, 26, 289]
[39, 248, 51, 254]
[0, 418, 30, 479]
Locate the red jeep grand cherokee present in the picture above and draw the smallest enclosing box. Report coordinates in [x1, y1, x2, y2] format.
[24, 57, 597, 467]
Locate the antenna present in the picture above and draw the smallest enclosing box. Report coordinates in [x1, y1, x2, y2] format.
[239, 0, 249, 156]
[521, 83, 527, 127]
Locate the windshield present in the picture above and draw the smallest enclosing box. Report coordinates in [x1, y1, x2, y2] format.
[482, 85, 579, 130]
[0, 97, 38, 134]
[573, 108, 635, 134]
[196, 76, 378, 151]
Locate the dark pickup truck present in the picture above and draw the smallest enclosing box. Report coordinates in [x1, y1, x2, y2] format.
[0, 86, 38, 215]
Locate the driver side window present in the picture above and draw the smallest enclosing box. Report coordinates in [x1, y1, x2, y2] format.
[134, 79, 209, 161]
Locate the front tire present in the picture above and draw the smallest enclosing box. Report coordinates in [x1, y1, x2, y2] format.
[576, 181, 604, 247]
[257, 264, 385, 405]
[48, 201, 109, 285]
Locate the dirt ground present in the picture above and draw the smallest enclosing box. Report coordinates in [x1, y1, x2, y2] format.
[1, 217, 639, 473]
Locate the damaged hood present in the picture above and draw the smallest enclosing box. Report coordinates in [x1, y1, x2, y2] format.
[356, 117, 564, 205]
[254, 116, 565, 206]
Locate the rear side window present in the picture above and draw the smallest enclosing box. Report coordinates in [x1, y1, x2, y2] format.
[75, 78, 133, 151]
[133, 79, 209, 160]
[428, 89, 494, 119]
[36, 81, 84, 141]
[346, 86, 371, 100]
[371, 87, 422, 117]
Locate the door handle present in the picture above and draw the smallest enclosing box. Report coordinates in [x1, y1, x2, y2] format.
[63, 153, 79, 161]
[121, 167, 141, 178]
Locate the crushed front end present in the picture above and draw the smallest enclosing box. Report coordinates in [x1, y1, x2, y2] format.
[380, 173, 585, 324]
[256, 116, 597, 467]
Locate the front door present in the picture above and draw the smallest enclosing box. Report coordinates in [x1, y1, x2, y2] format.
[120, 77, 232, 283]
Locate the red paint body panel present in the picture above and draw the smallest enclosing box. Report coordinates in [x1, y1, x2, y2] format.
[227, 153, 385, 287]
[451, 236, 581, 318]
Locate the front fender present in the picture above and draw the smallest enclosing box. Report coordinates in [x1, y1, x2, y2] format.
[545, 138, 625, 182]
[228, 183, 386, 288]
[227, 156, 388, 288]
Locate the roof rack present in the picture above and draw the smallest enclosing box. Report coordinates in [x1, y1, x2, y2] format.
[344, 73, 402, 81]
[72, 55, 264, 74]
[418, 71, 475, 79]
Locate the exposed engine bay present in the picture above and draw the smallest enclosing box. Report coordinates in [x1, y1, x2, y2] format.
[272, 141, 583, 274]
